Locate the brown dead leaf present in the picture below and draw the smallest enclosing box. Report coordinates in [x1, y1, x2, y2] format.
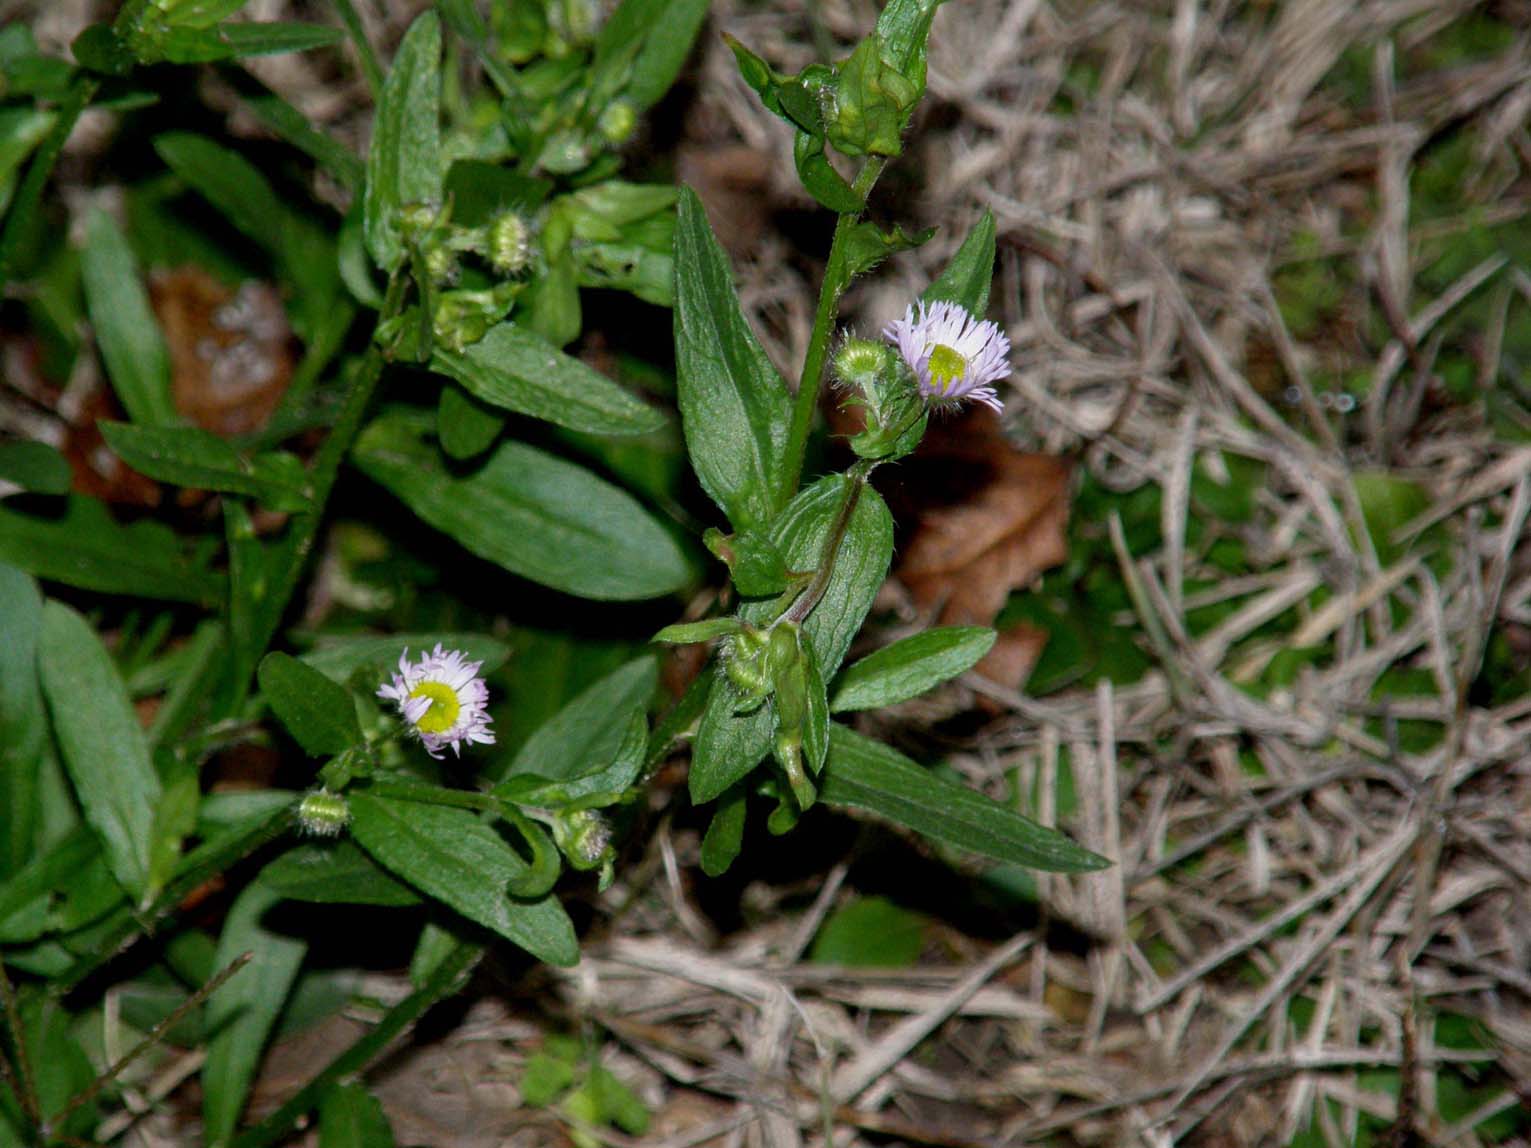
[150, 267, 294, 435]
[883, 407, 1072, 694]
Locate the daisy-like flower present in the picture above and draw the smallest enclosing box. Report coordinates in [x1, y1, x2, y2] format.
[882, 300, 1011, 412]
[377, 645, 496, 758]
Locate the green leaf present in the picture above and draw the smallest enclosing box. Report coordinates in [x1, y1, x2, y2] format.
[223, 501, 280, 709]
[0, 495, 220, 604]
[746, 475, 894, 673]
[0, 564, 43, 878]
[257, 652, 363, 757]
[203, 878, 307, 1148]
[348, 792, 578, 967]
[353, 410, 691, 601]
[923, 209, 995, 315]
[520, 1048, 577, 1106]
[300, 632, 511, 686]
[803, 646, 828, 775]
[704, 527, 788, 595]
[148, 748, 200, 897]
[821, 725, 1109, 872]
[1, 998, 98, 1141]
[319, 1083, 396, 1148]
[153, 132, 338, 331]
[158, 21, 344, 62]
[437, 383, 505, 460]
[157, 0, 251, 34]
[236, 82, 364, 191]
[38, 601, 162, 900]
[652, 618, 741, 645]
[81, 208, 175, 426]
[431, 322, 663, 436]
[0, 828, 122, 944]
[593, 0, 708, 112]
[837, 220, 933, 279]
[263, 840, 421, 906]
[872, 0, 944, 89]
[689, 673, 774, 805]
[690, 475, 893, 804]
[363, 11, 441, 271]
[442, 161, 550, 225]
[809, 895, 925, 967]
[673, 186, 791, 534]
[793, 131, 865, 213]
[831, 626, 996, 711]
[496, 657, 656, 798]
[587, 1065, 650, 1135]
[699, 782, 747, 876]
[0, 440, 70, 495]
[100, 422, 311, 510]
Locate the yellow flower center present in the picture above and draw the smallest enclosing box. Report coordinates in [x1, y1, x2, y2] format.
[408, 681, 461, 734]
[925, 344, 967, 394]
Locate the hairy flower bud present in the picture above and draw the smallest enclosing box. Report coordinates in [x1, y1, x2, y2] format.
[486, 212, 534, 276]
[297, 789, 350, 837]
[553, 809, 614, 871]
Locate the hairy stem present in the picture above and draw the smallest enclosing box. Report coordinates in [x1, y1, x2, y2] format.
[779, 158, 887, 506]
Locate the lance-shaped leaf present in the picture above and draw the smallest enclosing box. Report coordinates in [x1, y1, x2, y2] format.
[257, 653, 363, 757]
[81, 208, 175, 426]
[348, 792, 578, 967]
[591, 0, 708, 113]
[923, 209, 995, 315]
[831, 626, 996, 712]
[673, 187, 791, 534]
[0, 495, 221, 605]
[100, 422, 310, 510]
[202, 879, 307, 1148]
[0, 564, 44, 878]
[432, 322, 662, 436]
[821, 725, 1109, 872]
[353, 410, 690, 601]
[38, 602, 162, 900]
[363, 11, 441, 271]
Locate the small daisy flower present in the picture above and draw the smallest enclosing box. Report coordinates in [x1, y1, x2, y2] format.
[882, 300, 1011, 412]
[377, 645, 496, 758]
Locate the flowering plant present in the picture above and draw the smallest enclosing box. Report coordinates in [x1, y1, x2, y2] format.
[0, 0, 1105, 1143]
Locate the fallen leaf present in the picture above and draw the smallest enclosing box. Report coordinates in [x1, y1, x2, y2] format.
[880, 407, 1072, 694]
[150, 267, 294, 435]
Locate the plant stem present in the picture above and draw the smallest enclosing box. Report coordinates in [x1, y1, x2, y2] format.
[781, 461, 870, 627]
[229, 941, 482, 1148]
[778, 158, 887, 507]
[0, 75, 99, 288]
[246, 272, 407, 668]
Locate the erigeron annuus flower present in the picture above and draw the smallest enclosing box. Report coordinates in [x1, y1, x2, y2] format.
[377, 645, 496, 758]
[883, 300, 1011, 412]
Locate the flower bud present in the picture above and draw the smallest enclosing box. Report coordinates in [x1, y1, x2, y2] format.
[833, 338, 896, 392]
[297, 789, 350, 837]
[396, 202, 442, 243]
[597, 100, 636, 144]
[553, 809, 614, 871]
[423, 242, 459, 285]
[485, 212, 534, 276]
[722, 626, 772, 710]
